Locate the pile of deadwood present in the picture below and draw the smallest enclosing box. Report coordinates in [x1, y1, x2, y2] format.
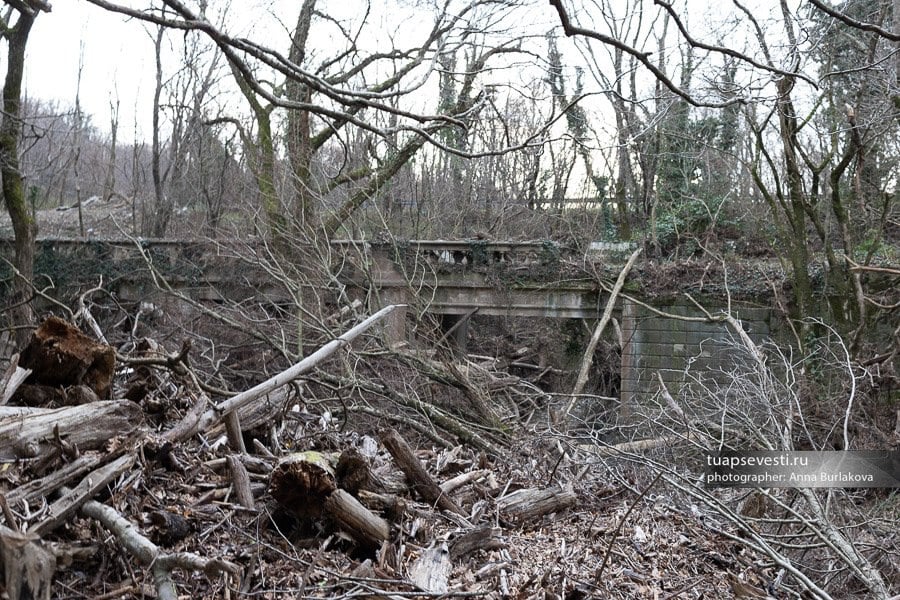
[0, 307, 761, 599]
[0, 308, 596, 600]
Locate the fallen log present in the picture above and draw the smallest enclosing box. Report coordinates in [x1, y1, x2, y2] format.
[1, 353, 30, 405]
[4, 454, 103, 507]
[165, 304, 404, 444]
[381, 428, 465, 516]
[440, 469, 489, 495]
[227, 454, 255, 509]
[449, 525, 505, 559]
[408, 543, 451, 593]
[357, 490, 407, 521]
[324, 489, 390, 546]
[32, 454, 135, 535]
[497, 486, 577, 523]
[0, 400, 143, 461]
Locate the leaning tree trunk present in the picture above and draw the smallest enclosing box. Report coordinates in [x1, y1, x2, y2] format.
[1, 9, 38, 346]
[775, 76, 814, 325]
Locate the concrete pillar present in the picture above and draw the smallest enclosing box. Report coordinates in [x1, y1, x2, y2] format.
[375, 287, 408, 346]
[619, 299, 640, 418]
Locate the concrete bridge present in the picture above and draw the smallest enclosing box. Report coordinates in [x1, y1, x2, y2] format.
[358, 240, 613, 346]
[3, 237, 616, 340]
[1, 237, 776, 409]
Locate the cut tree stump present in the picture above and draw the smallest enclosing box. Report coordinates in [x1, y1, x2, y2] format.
[269, 451, 338, 518]
[497, 486, 577, 523]
[18, 317, 116, 399]
[269, 451, 391, 546]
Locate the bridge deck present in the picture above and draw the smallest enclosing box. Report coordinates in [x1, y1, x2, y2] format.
[1, 237, 611, 320]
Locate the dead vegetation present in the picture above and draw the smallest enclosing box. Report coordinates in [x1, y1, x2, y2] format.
[0, 228, 897, 599]
[1, 292, 897, 599]
[0, 304, 803, 600]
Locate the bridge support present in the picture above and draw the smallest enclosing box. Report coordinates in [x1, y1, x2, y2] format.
[439, 313, 469, 354]
[376, 289, 408, 346]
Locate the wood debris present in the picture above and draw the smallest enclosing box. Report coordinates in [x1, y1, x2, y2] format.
[0, 314, 778, 599]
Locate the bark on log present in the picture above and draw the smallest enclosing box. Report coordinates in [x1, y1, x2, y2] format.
[1, 353, 30, 405]
[18, 317, 116, 399]
[269, 452, 390, 545]
[324, 489, 390, 546]
[357, 490, 407, 522]
[335, 448, 372, 495]
[0, 400, 143, 461]
[4, 454, 102, 507]
[227, 454, 255, 509]
[497, 486, 577, 523]
[440, 469, 488, 495]
[12, 383, 99, 407]
[223, 386, 287, 433]
[224, 411, 246, 453]
[381, 428, 465, 516]
[449, 525, 505, 559]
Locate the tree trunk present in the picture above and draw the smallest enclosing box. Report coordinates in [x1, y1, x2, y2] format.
[1, 10, 37, 346]
[285, 0, 316, 232]
[150, 26, 171, 238]
[775, 76, 813, 323]
[227, 59, 283, 238]
[497, 486, 577, 523]
[0, 401, 143, 461]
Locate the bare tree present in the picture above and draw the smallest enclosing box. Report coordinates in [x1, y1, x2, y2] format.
[148, 8, 224, 238]
[102, 94, 121, 202]
[547, 0, 898, 347]
[83, 0, 552, 242]
[1, 0, 50, 343]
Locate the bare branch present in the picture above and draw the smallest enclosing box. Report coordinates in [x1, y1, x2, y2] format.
[548, 0, 748, 108]
[808, 0, 900, 41]
[653, 0, 817, 88]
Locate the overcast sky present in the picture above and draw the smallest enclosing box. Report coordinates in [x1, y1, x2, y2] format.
[17, 0, 787, 146]
[21, 1, 466, 142]
[24, 2, 156, 138]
